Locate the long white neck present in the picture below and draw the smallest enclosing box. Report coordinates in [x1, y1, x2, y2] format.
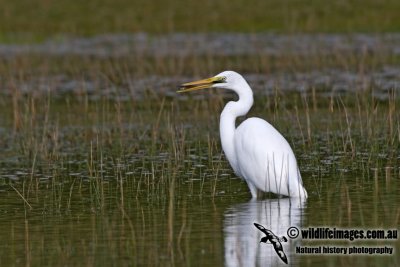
[219, 82, 254, 174]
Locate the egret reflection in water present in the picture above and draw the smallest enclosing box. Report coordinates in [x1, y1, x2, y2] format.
[224, 198, 305, 266]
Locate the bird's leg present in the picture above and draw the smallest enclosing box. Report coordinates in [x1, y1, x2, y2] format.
[247, 181, 258, 199]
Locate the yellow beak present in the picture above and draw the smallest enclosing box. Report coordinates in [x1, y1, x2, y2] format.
[177, 76, 224, 93]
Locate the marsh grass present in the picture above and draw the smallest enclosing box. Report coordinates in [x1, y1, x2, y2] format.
[2, 49, 400, 80]
[0, 46, 399, 266]
[1, 0, 400, 42]
[1, 76, 399, 208]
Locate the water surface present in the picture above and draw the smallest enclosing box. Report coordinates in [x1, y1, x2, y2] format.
[0, 33, 399, 266]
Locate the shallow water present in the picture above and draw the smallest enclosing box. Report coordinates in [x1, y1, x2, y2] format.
[1, 67, 399, 99]
[0, 167, 398, 266]
[0, 33, 399, 266]
[1, 33, 400, 58]
[0, 92, 399, 266]
[1, 33, 399, 102]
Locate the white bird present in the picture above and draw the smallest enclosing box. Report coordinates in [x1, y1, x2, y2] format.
[178, 71, 307, 199]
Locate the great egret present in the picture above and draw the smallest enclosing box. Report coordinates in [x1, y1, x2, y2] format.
[178, 71, 307, 199]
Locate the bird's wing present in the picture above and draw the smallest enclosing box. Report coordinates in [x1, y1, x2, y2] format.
[234, 118, 297, 196]
[254, 223, 276, 239]
[272, 242, 288, 264]
[254, 223, 268, 234]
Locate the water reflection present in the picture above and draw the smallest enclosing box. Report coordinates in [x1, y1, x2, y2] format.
[224, 198, 305, 266]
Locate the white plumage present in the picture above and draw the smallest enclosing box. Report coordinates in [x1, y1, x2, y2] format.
[179, 71, 307, 199]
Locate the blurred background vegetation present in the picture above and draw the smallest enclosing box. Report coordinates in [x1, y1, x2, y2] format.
[1, 0, 399, 42]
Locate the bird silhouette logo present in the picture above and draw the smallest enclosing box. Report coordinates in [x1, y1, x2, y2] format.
[254, 223, 288, 264]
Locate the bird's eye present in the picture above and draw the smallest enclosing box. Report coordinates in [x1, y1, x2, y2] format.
[213, 77, 226, 83]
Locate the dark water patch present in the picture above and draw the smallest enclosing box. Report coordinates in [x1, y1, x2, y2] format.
[0, 67, 399, 100]
[1, 33, 400, 58]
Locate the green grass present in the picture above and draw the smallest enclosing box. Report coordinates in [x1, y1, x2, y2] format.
[1, 0, 400, 42]
[0, 89, 399, 266]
